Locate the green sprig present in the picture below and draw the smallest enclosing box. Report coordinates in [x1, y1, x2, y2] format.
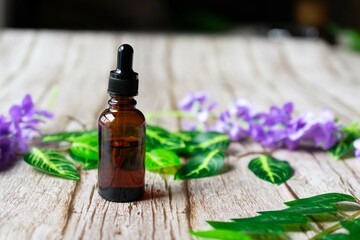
[190, 193, 360, 240]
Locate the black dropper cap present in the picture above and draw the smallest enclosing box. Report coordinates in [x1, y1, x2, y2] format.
[108, 44, 139, 96]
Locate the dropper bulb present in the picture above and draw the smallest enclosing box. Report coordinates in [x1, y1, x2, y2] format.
[117, 44, 133, 71]
[108, 43, 139, 96]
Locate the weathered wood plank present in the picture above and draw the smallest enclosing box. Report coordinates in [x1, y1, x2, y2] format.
[1, 31, 360, 240]
[211, 36, 360, 239]
[0, 30, 36, 111]
[61, 34, 192, 240]
[0, 30, 78, 240]
[282, 39, 360, 120]
[165, 36, 312, 240]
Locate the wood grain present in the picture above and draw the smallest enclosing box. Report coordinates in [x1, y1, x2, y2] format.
[0, 30, 360, 240]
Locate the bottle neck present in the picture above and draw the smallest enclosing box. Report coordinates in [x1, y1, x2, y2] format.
[108, 96, 137, 110]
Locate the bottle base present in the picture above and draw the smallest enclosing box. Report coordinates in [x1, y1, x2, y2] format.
[98, 186, 144, 202]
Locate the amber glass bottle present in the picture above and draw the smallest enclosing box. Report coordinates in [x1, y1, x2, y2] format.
[98, 44, 145, 202]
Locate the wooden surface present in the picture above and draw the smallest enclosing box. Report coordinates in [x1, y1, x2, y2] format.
[1, 30, 360, 240]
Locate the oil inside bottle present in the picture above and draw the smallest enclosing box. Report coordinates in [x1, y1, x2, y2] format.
[98, 136, 145, 202]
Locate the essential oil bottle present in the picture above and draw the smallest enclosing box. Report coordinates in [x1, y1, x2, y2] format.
[98, 44, 146, 202]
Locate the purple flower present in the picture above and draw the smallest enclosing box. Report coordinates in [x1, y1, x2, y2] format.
[0, 116, 16, 170]
[246, 102, 342, 150]
[9, 94, 53, 152]
[286, 110, 342, 150]
[178, 91, 208, 111]
[248, 102, 293, 148]
[267, 102, 293, 125]
[234, 100, 340, 149]
[0, 94, 53, 171]
[214, 112, 249, 141]
[252, 124, 288, 148]
[178, 91, 217, 130]
[213, 99, 253, 141]
[178, 92, 343, 151]
[197, 102, 217, 123]
[0, 135, 16, 170]
[232, 99, 255, 122]
[0, 115, 11, 135]
[353, 138, 360, 158]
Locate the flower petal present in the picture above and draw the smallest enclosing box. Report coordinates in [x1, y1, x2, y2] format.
[353, 138, 360, 150]
[21, 94, 34, 114]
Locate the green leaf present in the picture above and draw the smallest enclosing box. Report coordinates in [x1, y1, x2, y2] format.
[145, 149, 181, 170]
[82, 161, 98, 170]
[321, 234, 353, 240]
[207, 221, 284, 235]
[24, 148, 80, 180]
[248, 155, 293, 185]
[42, 130, 99, 170]
[280, 203, 338, 215]
[261, 203, 338, 215]
[285, 193, 357, 207]
[232, 212, 308, 225]
[191, 132, 231, 150]
[175, 131, 231, 157]
[189, 230, 252, 240]
[341, 219, 360, 235]
[190, 192, 360, 240]
[344, 29, 360, 52]
[146, 125, 185, 150]
[328, 141, 354, 160]
[176, 131, 231, 156]
[69, 136, 98, 161]
[173, 131, 200, 156]
[328, 122, 360, 160]
[321, 219, 360, 240]
[42, 129, 97, 142]
[173, 130, 201, 143]
[64, 134, 98, 170]
[69, 150, 98, 170]
[174, 149, 225, 180]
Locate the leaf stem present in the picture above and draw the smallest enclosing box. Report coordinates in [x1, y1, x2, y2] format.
[46, 85, 59, 109]
[310, 210, 360, 239]
[309, 224, 321, 234]
[337, 211, 351, 218]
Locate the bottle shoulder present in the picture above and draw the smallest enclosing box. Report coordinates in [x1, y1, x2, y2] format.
[98, 108, 145, 126]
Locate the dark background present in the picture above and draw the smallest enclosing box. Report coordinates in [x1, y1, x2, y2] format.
[3, 0, 360, 33]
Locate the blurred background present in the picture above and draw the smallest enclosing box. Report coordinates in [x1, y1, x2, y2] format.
[1, 0, 360, 46]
